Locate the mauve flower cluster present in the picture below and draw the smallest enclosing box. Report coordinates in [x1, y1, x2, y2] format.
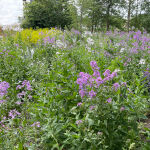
[43, 36, 55, 45]
[106, 30, 150, 56]
[77, 61, 117, 99]
[16, 80, 32, 99]
[9, 109, 21, 119]
[0, 81, 10, 97]
[16, 80, 32, 91]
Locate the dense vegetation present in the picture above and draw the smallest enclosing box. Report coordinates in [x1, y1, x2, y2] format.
[0, 28, 150, 149]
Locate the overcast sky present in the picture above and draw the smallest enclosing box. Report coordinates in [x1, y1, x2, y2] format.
[0, 0, 23, 25]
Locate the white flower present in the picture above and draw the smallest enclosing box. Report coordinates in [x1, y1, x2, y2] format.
[56, 52, 60, 55]
[120, 48, 125, 53]
[85, 45, 91, 52]
[139, 59, 146, 64]
[87, 37, 94, 45]
[56, 40, 67, 48]
[114, 43, 120, 48]
[72, 38, 76, 43]
[82, 31, 92, 38]
[30, 49, 34, 58]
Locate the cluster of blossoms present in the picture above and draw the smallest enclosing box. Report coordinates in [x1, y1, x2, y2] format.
[0, 49, 12, 57]
[0, 81, 10, 97]
[16, 80, 32, 91]
[43, 36, 55, 45]
[76, 61, 117, 99]
[16, 80, 32, 99]
[8, 109, 21, 119]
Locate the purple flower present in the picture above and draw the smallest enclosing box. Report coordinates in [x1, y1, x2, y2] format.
[79, 89, 86, 98]
[0, 81, 10, 97]
[72, 29, 81, 35]
[9, 109, 21, 119]
[113, 83, 120, 91]
[15, 101, 22, 105]
[93, 70, 100, 77]
[0, 100, 6, 104]
[107, 98, 112, 103]
[103, 69, 111, 77]
[31, 122, 40, 127]
[16, 80, 32, 91]
[28, 95, 32, 99]
[89, 90, 96, 98]
[17, 91, 26, 99]
[76, 120, 83, 125]
[121, 82, 127, 86]
[90, 61, 99, 70]
[16, 85, 23, 90]
[77, 102, 82, 106]
[96, 77, 103, 86]
[89, 105, 95, 110]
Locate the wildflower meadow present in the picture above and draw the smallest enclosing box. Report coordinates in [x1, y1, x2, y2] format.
[0, 27, 150, 150]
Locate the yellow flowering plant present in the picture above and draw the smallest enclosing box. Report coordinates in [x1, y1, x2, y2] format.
[15, 28, 62, 44]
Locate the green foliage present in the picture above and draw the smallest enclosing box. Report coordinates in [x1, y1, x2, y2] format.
[0, 29, 150, 149]
[22, 0, 71, 29]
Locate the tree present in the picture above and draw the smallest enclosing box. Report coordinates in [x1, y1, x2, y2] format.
[96, 0, 126, 31]
[21, 0, 71, 29]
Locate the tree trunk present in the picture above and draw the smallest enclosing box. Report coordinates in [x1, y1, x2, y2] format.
[106, 0, 112, 31]
[127, 0, 132, 32]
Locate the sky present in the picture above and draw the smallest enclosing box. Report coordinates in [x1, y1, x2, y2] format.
[0, 0, 23, 25]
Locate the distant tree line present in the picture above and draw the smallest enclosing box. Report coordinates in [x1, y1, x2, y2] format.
[21, 0, 150, 32]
